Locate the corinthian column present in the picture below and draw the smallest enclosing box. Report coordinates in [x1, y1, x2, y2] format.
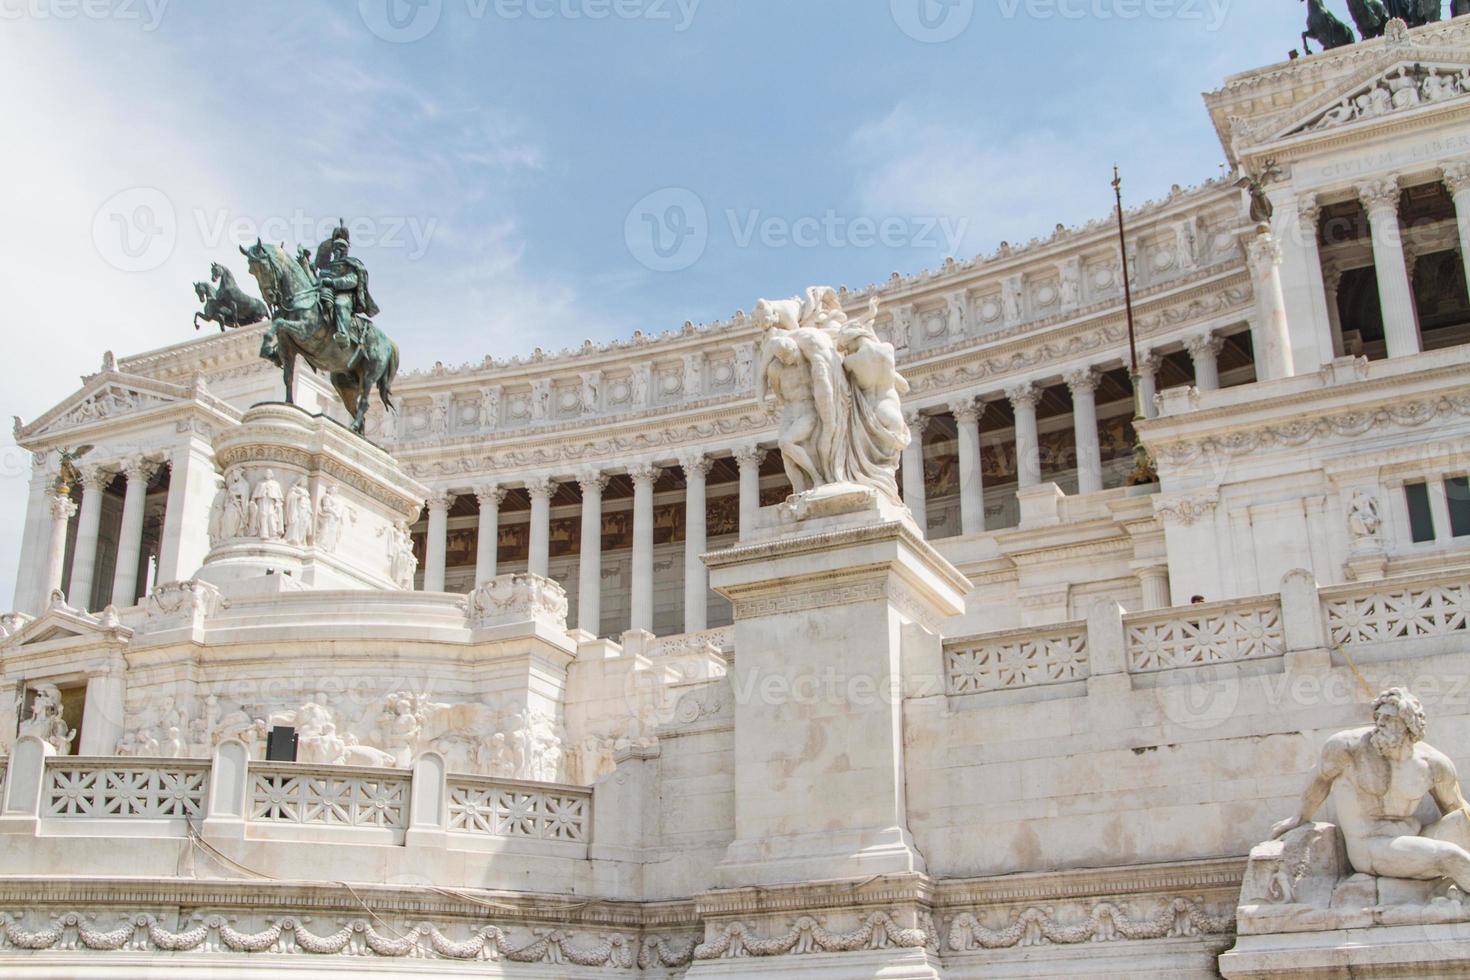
[734, 445, 765, 537]
[576, 470, 607, 636]
[474, 485, 505, 585]
[1066, 369, 1103, 495]
[680, 453, 712, 634]
[1358, 177, 1421, 358]
[526, 478, 556, 579]
[111, 456, 158, 607]
[949, 399, 985, 534]
[1136, 352, 1161, 420]
[1006, 383, 1042, 489]
[424, 491, 454, 592]
[1185, 332, 1224, 391]
[628, 464, 661, 634]
[1246, 232, 1296, 381]
[901, 413, 930, 533]
[43, 490, 77, 602]
[1445, 161, 1470, 306]
[67, 466, 109, 611]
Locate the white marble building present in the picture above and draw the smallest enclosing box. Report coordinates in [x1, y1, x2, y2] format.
[2, 17, 1470, 977]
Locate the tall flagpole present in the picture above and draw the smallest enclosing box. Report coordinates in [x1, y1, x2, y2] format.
[1113, 165, 1157, 486]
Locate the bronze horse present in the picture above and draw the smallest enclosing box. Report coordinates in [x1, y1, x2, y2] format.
[241, 240, 399, 435]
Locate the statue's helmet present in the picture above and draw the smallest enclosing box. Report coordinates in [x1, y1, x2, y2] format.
[331, 219, 350, 249]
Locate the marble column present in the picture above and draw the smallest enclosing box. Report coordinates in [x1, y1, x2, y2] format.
[1135, 564, 1171, 611]
[14, 455, 54, 614]
[43, 490, 77, 602]
[1136, 352, 1161, 419]
[949, 399, 985, 535]
[110, 456, 158, 608]
[1357, 177, 1421, 358]
[1066, 368, 1103, 495]
[1185, 332, 1224, 391]
[1006, 383, 1042, 489]
[1245, 232, 1296, 381]
[424, 491, 454, 593]
[1445, 161, 1470, 304]
[576, 471, 607, 636]
[67, 466, 109, 611]
[526, 478, 556, 579]
[680, 453, 712, 634]
[474, 485, 505, 585]
[734, 446, 765, 537]
[901, 412, 930, 534]
[1323, 262, 1345, 356]
[628, 464, 661, 634]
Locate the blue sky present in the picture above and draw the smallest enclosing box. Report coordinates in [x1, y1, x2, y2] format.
[0, 0, 1317, 602]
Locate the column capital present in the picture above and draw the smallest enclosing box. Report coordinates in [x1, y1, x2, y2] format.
[1005, 382, 1041, 410]
[733, 445, 767, 469]
[677, 452, 713, 480]
[473, 484, 507, 508]
[78, 464, 111, 493]
[426, 489, 457, 512]
[576, 469, 610, 495]
[628, 463, 662, 487]
[1244, 231, 1284, 272]
[1137, 350, 1162, 377]
[1184, 331, 1225, 359]
[122, 454, 162, 484]
[905, 411, 931, 435]
[1296, 193, 1322, 233]
[1356, 177, 1402, 214]
[1442, 159, 1470, 196]
[48, 491, 77, 522]
[525, 477, 558, 501]
[1064, 368, 1100, 395]
[1322, 259, 1347, 293]
[948, 398, 982, 424]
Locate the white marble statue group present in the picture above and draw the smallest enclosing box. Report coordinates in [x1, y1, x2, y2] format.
[208, 470, 354, 552]
[754, 286, 911, 505]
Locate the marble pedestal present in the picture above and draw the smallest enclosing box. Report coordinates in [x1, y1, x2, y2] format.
[197, 404, 427, 595]
[692, 487, 968, 978]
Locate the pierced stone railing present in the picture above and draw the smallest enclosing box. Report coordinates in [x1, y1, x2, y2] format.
[1124, 598, 1284, 674]
[945, 623, 1089, 695]
[42, 758, 208, 819]
[1322, 575, 1470, 647]
[446, 776, 590, 843]
[249, 764, 409, 830]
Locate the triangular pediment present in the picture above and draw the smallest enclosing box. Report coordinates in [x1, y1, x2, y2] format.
[1, 597, 131, 651]
[16, 369, 189, 443]
[1272, 59, 1470, 141]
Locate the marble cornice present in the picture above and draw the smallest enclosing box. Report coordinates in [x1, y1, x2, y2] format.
[1244, 97, 1470, 171]
[931, 857, 1246, 907]
[695, 874, 935, 919]
[704, 519, 968, 594]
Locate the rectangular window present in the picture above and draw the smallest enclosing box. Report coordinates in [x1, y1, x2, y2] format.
[1447, 477, 1470, 539]
[1405, 482, 1436, 543]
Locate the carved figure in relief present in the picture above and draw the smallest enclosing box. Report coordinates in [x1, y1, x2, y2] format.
[315, 485, 349, 553]
[382, 521, 418, 589]
[1271, 689, 1470, 892]
[1348, 490, 1383, 545]
[224, 470, 251, 540]
[284, 480, 313, 546]
[250, 469, 285, 539]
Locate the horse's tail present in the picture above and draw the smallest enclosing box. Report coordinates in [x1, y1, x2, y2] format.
[378, 341, 400, 413]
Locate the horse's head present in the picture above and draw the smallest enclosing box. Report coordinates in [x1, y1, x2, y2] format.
[193, 281, 212, 303]
[210, 262, 226, 283]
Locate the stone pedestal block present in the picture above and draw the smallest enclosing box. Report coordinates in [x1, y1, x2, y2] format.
[198, 403, 428, 594]
[705, 488, 970, 889]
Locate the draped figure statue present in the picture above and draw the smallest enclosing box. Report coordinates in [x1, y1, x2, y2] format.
[755, 287, 911, 506]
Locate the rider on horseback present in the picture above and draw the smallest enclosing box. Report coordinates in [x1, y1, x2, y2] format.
[314, 220, 380, 365]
